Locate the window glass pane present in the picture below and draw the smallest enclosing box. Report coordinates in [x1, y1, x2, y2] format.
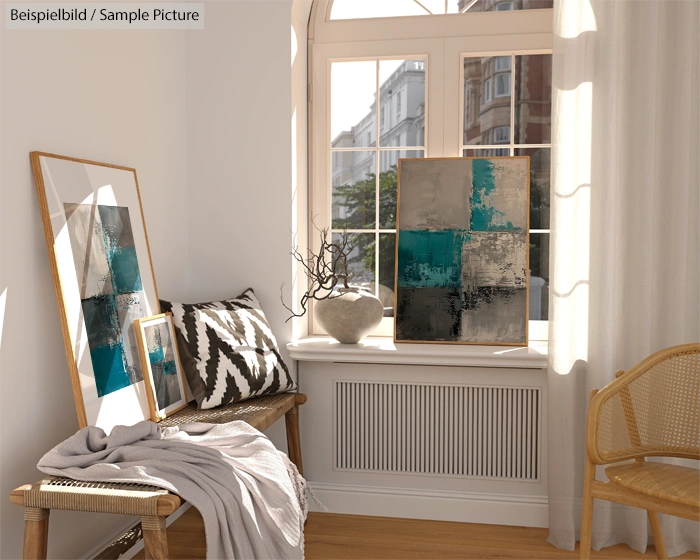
[514, 54, 552, 144]
[463, 148, 510, 157]
[516, 147, 550, 229]
[494, 73, 511, 97]
[331, 61, 376, 149]
[377, 233, 397, 317]
[493, 125, 510, 144]
[448, 0, 552, 13]
[529, 232, 549, 320]
[379, 60, 426, 147]
[463, 56, 511, 146]
[332, 151, 376, 229]
[380, 150, 424, 229]
[330, 0, 428, 20]
[495, 56, 511, 71]
[332, 232, 375, 290]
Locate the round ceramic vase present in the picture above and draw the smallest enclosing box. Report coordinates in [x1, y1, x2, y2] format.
[315, 287, 384, 344]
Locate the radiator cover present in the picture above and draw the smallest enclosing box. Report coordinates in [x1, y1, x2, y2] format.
[335, 380, 541, 480]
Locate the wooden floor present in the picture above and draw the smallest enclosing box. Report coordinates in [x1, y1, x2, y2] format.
[134, 508, 700, 559]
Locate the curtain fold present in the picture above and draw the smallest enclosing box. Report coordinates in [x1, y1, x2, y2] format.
[548, 0, 700, 555]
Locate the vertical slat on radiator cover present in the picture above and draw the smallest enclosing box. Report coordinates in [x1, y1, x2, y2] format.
[335, 381, 541, 480]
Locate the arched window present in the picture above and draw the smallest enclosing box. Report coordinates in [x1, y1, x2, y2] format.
[309, 0, 553, 338]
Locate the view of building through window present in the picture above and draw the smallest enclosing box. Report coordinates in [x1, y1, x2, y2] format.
[330, 59, 426, 317]
[326, 1, 553, 324]
[463, 53, 552, 320]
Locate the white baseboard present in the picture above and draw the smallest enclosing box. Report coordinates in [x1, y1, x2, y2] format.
[308, 482, 549, 528]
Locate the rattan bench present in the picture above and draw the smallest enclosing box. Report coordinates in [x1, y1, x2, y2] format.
[10, 392, 307, 560]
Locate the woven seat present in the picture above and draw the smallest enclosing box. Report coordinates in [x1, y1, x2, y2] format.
[605, 462, 700, 508]
[161, 392, 300, 430]
[580, 343, 700, 560]
[10, 392, 307, 560]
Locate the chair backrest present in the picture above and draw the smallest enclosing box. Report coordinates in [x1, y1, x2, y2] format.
[587, 343, 700, 464]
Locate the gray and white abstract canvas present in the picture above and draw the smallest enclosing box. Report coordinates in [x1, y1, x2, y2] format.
[396, 157, 530, 345]
[143, 320, 184, 412]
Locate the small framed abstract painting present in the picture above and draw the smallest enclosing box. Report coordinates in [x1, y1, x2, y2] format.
[134, 313, 188, 421]
[394, 157, 530, 346]
[31, 152, 160, 432]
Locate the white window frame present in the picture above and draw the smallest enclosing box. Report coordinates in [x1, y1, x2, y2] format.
[483, 78, 492, 103]
[494, 72, 511, 97]
[495, 55, 511, 71]
[493, 125, 510, 144]
[309, 0, 553, 339]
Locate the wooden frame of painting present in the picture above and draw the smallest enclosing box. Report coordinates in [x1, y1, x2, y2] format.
[133, 313, 188, 422]
[394, 156, 530, 346]
[31, 152, 161, 432]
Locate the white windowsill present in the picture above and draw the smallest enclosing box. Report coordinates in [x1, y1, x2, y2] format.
[287, 337, 548, 369]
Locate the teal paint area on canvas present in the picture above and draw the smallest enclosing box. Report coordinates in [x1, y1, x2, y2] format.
[98, 205, 143, 294]
[109, 246, 143, 294]
[163, 360, 177, 376]
[81, 294, 133, 397]
[88, 343, 132, 397]
[149, 347, 165, 364]
[397, 230, 470, 289]
[150, 346, 177, 377]
[471, 159, 520, 232]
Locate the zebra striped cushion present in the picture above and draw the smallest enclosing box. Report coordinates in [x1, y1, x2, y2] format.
[160, 289, 296, 410]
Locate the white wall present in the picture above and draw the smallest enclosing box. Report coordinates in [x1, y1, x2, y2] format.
[186, 0, 293, 329]
[185, 0, 295, 451]
[0, 1, 304, 555]
[0, 17, 189, 559]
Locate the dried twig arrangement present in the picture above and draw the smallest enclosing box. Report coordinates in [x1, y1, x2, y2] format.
[281, 224, 353, 322]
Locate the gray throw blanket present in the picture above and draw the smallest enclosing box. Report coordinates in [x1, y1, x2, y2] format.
[38, 420, 307, 560]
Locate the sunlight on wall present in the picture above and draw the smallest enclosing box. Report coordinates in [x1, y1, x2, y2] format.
[0, 287, 7, 349]
[291, 24, 298, 67]
[291, 0, 312, 341]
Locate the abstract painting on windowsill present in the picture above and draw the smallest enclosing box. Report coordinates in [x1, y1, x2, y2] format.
[395, 156, 529, 345]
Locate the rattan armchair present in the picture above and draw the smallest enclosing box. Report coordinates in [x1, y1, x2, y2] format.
[580, 343, 700, 560]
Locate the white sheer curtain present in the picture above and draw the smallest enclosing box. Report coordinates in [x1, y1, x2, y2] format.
[548, 0, 699, 556]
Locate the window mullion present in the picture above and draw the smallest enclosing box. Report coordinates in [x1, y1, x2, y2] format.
[412, 0, 433, 15]
[375, 61, 381, 297]
[510, 54, 515, 156]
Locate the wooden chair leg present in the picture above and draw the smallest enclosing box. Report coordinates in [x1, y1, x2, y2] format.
[285, 405, 303, 476]
[580, 388, 599, 560]
[580, 457, 596, 560]
[648, 510, 668, 560]
[141, 516, 169, 560]
[23, 507, 49, 560]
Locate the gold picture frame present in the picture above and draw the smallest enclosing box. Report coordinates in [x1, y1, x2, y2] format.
[31, 152, 160, 432]
[134, 313, 189, 422]
[394, 156, 530, 346]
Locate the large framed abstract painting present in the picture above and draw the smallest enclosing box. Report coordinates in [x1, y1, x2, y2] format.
[31, 152, 160, 432]
[134, 313, 188, 421]
[394, 157, 530, 346]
